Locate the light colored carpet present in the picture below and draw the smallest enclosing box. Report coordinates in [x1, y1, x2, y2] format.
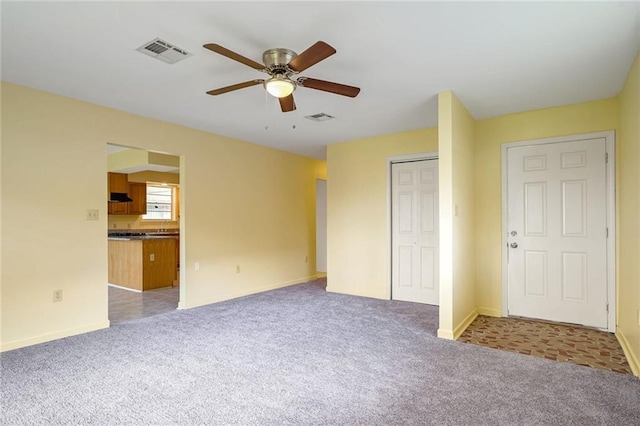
[2, 282, 639, 425]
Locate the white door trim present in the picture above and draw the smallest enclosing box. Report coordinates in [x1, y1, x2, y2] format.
[315, 179, 327, 273]
[501, 131, 616, 332]
[387, 151, 439, 300]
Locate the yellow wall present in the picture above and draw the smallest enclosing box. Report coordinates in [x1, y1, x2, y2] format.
[617, 51, 640, 375]
[107, 149, 179, 172]
[437, 92, 477, 339]
[326, 128, 438, 299]
[108, 149, 148, 171]
[474, 98, 620, 316]
[127, 171, 180, 185]
[1, 82, 323, 351]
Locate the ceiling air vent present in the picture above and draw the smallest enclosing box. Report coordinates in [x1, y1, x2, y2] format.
[136, 38, 192, 64]
[304, 113, 335, 122]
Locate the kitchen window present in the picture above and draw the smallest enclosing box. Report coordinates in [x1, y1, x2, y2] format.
[143, 184, 175, 220]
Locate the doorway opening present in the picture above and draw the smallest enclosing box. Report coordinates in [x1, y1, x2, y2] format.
[388, 152, 439, 304]
[106, 143, 183, 324]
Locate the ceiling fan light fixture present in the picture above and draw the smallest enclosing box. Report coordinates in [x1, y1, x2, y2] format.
[265, 76, 296, 98]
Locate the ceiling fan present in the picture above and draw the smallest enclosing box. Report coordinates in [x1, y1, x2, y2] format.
[203, 41, 361, 112]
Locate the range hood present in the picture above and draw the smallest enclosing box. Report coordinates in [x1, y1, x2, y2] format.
[109, 192, 133, 203]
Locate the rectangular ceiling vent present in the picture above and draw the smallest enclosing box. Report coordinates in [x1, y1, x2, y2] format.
[304, 113, 335, 122]
[136, 38, 192, 64]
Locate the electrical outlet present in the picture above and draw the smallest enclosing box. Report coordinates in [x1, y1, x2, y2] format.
[86, 209, 99, 221]
[305, 256, 308, 263]
[236, 265, 240, 274]
[53, 289, 63, 302]
[194, 262, 200, 271]
[150, 254, 155, 261]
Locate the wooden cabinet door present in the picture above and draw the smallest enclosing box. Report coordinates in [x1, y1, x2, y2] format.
[108, 172, 129, 215]
[109, 201, 128, 215]
[127, 182, 147, 215]
[108, 172, 128, 192]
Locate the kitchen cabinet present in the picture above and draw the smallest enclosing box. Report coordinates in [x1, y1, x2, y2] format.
[127, 182, 147, 215]
[108, 172, 128, 215]
[107, 173, 147, 216]
[108, 237, 176, 291]
[108, 172, 128, 193]
[175, 235, 180, 271]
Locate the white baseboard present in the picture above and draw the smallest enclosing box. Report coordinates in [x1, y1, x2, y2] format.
[325, 286, 386, 300]
[616, 328, 640, 377]
[454, 308, 479, 340]
[437, 308, 480, 341]
[1, 320, 110, 352]
[437, 329, 455, 339]
[178, 275, 318, 310]
[108, 283, 142, 293]
[478, 307, 502, 317]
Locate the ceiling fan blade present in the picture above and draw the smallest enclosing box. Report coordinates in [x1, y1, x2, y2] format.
[203, 43, 265, 71]
[287, 41, 336, 73]
[206, 80, 264, 96]
[279, 94, 296, 112]
[297, 77, 360, 98]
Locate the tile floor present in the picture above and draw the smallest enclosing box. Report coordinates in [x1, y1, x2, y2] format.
[108, 285, 179, 324]
[458, 315, 633, 375]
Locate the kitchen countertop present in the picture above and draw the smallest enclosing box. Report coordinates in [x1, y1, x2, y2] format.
[108, 231, 179, 241]
[108, 236, 177, 241]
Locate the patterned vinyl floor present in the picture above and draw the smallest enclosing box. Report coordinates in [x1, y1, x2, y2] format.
[458, 315, 632, 375]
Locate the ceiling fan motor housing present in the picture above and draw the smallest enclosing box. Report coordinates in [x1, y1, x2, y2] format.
[262, 48, 297, 75]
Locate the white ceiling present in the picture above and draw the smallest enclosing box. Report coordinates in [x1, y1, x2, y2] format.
[2, 2, 639, 160]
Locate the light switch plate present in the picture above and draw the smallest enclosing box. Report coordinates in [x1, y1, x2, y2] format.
[86, 209, 99, 221]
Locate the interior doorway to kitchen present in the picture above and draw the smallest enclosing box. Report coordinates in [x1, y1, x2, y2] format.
[106, 144, 182, 324]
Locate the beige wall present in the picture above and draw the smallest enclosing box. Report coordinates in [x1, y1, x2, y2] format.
[1, 82, 323, 351]
[127, 171, 180, 185]
[437, 92, 477, 339]
[326, 128, 438, 299]
[474, 98, 620, 316]
[108, 149, 179, 172]
[617, 51, 640, 375]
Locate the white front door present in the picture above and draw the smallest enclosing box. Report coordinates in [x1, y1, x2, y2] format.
[506, 137, 608, 328]
[392, 160, 439, 305]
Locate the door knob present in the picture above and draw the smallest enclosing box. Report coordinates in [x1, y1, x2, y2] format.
[510, 242, 518, 248]
[510, 230, 518, 236]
